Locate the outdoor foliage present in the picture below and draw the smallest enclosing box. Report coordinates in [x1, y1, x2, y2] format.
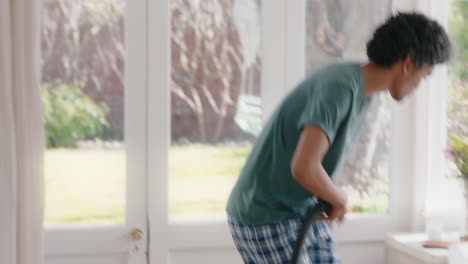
[42, 83, 109, 148]
[448, 0, 468, 139]
[449, 0, 468, 80]
[42, 0, 124, 91]
[42, 0, 124, 140]
[171, 0, 261, 142]
[448, 135, 468, 178]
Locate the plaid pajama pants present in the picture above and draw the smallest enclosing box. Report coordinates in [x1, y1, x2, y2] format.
[228, 215, 340, 264]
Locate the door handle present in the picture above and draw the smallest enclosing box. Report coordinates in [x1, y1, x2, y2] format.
[130, 228, 144, 241]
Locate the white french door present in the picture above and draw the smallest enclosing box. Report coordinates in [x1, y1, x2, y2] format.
[43, 0, 148, 263]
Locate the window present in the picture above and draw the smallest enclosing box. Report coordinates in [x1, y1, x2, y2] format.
[305, 0, 392, 213]
[421, 0, 467, 231]
[439, 0, 468, 221]
[42, 0, 126, 226]
[447, 0, 467, 169]
[169, 0, 262, 221]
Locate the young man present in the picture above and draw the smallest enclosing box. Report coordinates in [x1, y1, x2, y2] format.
[226, 12, 451, 264]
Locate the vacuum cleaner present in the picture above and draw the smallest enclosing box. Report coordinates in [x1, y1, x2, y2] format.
[290, 200, 333, 264]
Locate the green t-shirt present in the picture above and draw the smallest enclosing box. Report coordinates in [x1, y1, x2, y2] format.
[226, 62, 371, 225]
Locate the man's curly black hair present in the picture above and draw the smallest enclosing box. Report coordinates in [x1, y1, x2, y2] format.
[367, 12, 452, 68]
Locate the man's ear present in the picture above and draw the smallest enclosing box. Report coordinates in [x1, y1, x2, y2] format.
[402, 57, 413, 76]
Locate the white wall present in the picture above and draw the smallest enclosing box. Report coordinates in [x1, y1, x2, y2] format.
[338, 242, 385, 263]
[47, 256, 128, 264]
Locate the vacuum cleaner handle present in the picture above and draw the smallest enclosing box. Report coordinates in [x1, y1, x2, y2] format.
[290, 200, 333, 264]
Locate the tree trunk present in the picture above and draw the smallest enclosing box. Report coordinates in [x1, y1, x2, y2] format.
[196, 110, 207, 142]
[214, 103, 227, 142]
[214, 79, 231, 142]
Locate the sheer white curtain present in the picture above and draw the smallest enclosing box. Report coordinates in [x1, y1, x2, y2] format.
[0, 0, 45, 263]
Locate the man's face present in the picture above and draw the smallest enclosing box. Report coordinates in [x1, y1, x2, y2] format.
[390, 60, 434, 101]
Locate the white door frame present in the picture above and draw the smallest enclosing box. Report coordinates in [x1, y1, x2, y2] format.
[44, 0, 148, 262]
[147, 0, 170, 262]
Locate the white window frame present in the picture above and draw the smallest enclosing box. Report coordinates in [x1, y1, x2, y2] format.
[394, 0, 460, 233]
[147, 0, 170, 263]
[409, 0, 447, 232]
[420, 0, 465, 231]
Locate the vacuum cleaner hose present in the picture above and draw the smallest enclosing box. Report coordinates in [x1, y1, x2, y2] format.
[290, 200, 333, 264]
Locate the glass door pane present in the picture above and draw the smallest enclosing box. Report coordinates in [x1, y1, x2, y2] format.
[169, 0, 262, 221]
[447, 0, 467, 155]
[305, 0, 392, 213]
[42, 0, 126, 226]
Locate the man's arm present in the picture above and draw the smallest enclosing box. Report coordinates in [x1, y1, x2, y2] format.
[291, 125, 347, 221]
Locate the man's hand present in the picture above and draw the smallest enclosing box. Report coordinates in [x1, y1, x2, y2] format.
[319, 190, 347, 222]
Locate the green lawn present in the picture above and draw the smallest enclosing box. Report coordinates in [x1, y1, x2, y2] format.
[168, 145, 250, 221]
[44, 145, 250, 226]
[45, 145, 388, 226]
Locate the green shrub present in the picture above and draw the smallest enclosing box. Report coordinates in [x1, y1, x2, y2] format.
[42, 83, 109, 148]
